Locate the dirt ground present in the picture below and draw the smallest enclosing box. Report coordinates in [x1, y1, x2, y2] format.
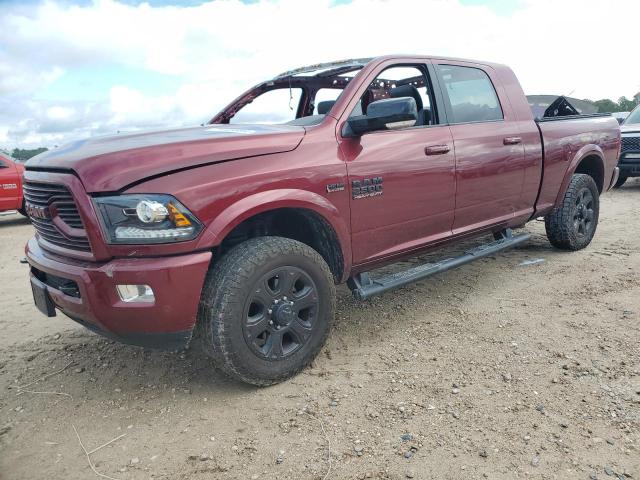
[1, 181, 639, 480]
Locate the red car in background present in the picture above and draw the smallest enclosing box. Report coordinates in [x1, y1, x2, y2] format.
[0, 153, 25, 215]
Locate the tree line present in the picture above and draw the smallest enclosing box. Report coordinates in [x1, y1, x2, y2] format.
[591, 96, 639, 114]
[1, 147, 49, 162]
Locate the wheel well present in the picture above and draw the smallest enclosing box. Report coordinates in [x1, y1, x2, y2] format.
[574, 155, 604, 193]
[218, 208, 344, 282]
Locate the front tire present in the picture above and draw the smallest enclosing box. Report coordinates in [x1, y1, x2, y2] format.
[613, 175, 627, 188]
[198, 236, 335, 386]
[545, 174, 599, 251]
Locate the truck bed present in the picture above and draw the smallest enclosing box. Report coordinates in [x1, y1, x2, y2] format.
[534, 114, 621, 215]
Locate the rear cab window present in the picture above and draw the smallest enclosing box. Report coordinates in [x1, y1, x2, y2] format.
[435, 65, 503, 124]
[313, 88, 342, 115]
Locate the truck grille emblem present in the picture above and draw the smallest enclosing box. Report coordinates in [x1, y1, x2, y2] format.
[25, 203, 51, 220]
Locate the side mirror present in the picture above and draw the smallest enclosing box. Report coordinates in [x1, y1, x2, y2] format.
[344, 97, 418, 137]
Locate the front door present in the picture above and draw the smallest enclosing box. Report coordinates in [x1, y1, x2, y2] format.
[338, 63, 456, 265]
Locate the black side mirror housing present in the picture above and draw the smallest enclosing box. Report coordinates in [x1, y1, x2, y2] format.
[344, 97, 418, 137]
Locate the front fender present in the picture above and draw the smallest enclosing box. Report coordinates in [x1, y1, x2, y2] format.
[553, 145, 605, 209]
[196, 189, 352, 278]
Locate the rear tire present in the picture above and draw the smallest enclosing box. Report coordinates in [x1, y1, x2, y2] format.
[545, 174, 599, 251]
[613, 175, 627, 188]
[198, 236, 335, 386]
[18, 200, 27, 217]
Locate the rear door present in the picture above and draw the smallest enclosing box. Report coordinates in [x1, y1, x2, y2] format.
[432, 62, 527, 233]
[338, 62, 456, 265]
[0, 157, 20, 211]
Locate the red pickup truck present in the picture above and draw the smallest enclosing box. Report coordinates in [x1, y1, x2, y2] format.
[24, 56, 620, 385]
[0, 154, 25, 214]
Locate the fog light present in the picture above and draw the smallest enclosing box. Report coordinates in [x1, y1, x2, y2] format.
[625, 153, 640, 159]
[116, 284, 155, 303]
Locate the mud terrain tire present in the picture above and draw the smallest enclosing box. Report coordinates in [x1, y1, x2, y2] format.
[545, 173, 599, 251]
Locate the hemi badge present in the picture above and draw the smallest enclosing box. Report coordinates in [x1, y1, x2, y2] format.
[326, 182, 345, 193]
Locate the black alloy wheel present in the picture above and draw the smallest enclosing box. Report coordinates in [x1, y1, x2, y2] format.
[242, 266, 319, 360]
[573, 187, 595, 239]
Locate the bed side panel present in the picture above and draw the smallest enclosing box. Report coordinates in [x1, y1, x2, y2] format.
[535, 116, 620, 216]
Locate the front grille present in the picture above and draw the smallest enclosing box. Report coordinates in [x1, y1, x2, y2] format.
[621, 136, 640, 154]
[23, 181, 92, 252]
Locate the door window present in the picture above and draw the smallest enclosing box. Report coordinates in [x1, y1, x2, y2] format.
[349, 65, 436, 127]
[435, 65, 503, 123]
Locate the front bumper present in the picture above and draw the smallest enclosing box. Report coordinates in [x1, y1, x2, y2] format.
[618, 160, 640, 178]
[26, 237, 212, 350]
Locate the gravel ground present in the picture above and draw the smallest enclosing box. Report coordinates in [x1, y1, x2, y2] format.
[0, 180, 639, 480]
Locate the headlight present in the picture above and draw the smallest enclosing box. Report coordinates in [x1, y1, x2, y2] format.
[93, 194, 202, 244]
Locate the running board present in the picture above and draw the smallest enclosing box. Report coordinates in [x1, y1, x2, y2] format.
[347, 229, 530, 300]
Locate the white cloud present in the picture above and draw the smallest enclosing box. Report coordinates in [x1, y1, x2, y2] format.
[1, 0, 639, 148]
[46, 106, 75, 120]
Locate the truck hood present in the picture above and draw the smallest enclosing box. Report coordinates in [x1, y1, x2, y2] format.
[26, 124, 305, 192]
[621, 123, 640, 135]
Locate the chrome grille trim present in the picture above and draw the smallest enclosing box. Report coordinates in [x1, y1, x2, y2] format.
[23, 181, 91, 252]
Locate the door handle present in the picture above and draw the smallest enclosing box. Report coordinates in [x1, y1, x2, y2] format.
[424, 145, 451, 155]
[503, 136, 522, 145]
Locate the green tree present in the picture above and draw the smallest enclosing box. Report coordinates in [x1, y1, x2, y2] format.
[618, 96, 636, 112]
[593, 98, 619, 113]
[11, 147, 48, 162]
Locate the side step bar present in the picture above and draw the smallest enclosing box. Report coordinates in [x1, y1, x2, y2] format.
[347, 229, 530, 300]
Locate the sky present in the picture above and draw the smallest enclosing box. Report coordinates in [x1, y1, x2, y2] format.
[1, 0, 639, 149]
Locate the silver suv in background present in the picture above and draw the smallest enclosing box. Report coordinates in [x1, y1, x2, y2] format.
[616, 105, 640, 187]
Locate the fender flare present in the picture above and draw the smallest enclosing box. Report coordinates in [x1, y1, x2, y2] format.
[553, 145, 605, 209]
[196, 189, 352, 279]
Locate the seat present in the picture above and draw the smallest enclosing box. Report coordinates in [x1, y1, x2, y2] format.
[317, 100, 336, 115]
[389, 85, 429, 126]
